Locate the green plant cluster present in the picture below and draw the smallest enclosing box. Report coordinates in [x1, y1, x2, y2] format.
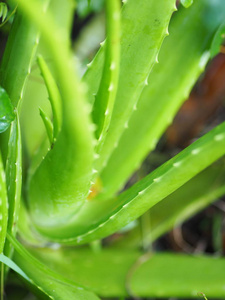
[0, 0, 225, 299]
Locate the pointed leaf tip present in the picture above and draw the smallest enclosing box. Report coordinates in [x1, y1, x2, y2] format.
[180, 0, 194, 8]
[0, 87, 15, 133]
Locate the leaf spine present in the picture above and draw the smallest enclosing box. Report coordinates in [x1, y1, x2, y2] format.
[153, 177, 161, 183]
[214, 133, 225, 141]
[110, 62, 116, 70]
[173, 161, 182, 167]
[191, 148, 200, 155]
[108, 83, 114, 91]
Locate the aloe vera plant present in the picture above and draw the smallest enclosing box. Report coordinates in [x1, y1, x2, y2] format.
[0, 0, 225, 299]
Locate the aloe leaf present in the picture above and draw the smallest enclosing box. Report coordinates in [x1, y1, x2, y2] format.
[210, 21, 225, 57]
[39, 108, 53, 146]
[91, 0, 120, 145]
[0, 3, 8, 22]
[37, 55, 62, 142]
[180, 0, 194, 8]
[7, 235, 100, 300]
[84, 0, 177, 173]
[0, 0, 49, 164]
[114, 161, 225, 249]
[28, 247, 225, 298]
[0, 154, 7, 253]
[20, 0, 75, 157]
[14, 0, 94, 229]
[34, 121, 225, 243]
[129, 253, 225, 298]
[0, 2, 47, 107]
[4, 115, 22, 258]
[0, 87, 15, 133]
[99, 0, 225, 200]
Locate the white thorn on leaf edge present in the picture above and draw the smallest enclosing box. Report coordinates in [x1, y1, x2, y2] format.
[191, 148, 200, 155]
[110, 62, 116, 70]
[153, 177, 161, 183]
[214, 133, 225, 141]
[173, 161, 181, 167]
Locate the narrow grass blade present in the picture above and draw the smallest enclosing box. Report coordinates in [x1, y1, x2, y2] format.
[0, 253, 30, 281]
[0, 154, 7, 253]
[99, 0, 225, 200]
[7, 234, 100, 300]
[84, 0, 177, 173]
[0, 2, 47, 107]
[91, 0, 120, 146]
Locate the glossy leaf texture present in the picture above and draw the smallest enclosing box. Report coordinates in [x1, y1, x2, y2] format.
[98, 0, 225, 200]
[113, 160, 225, 249]
[0, 253, 30, 281]
[37, 55, 62, 143]
[0, 153, 7, 253]
[0, 3, 8, 22]
[7, 235, 100, 300]
[14, 0, 95, 228]
[210, 20, 225, 57]
[27, 247, 225, 298]
[34, 121, 225, 243]
[84, 0, 177, 173]
[0, 0, 48, 164]
[4, 115, 22, 258]
[19, 0, 75, 157]
[91, 0, 120, 147]
[180, 0, 194, 8]
[0, 87, 15, 133]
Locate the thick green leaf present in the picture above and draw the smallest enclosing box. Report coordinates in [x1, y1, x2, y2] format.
[113, 160, 225, 249]
[20, 0, 75, 157]
[34, 121, 225, 243]
[0, 153, 7, 253]
[84, 0, 177, 173]
[28, 247, 225, 298]
[0, 0, 48, 163]
[180, 0, 194, 8]
[39, 107, 54, 145]
[130, 253, 225, 298]
[99, 0, 225, 200]
[14, 0, 95, 230]
[210, 20, 225, 57]
[37, 55, 62, 142]
[92, 0, 120, 145]
[8, 235, 100, 300]
[0, 3, 8, 22]
[0, 87, 15, 133]
[4, 115, 22, 257]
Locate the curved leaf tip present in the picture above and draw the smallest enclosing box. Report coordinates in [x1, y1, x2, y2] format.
[210, 21, 225, 57]
[180, 0, 194, 8]
[0, 87, 15, 133]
